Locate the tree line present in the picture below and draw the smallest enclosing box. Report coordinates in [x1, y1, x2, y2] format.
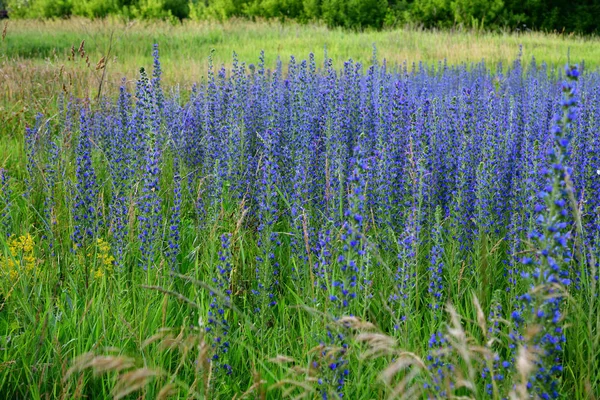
[2, 0, 599, 34]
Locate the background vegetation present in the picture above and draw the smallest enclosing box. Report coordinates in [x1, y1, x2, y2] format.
[2, 19, 600, 143]
[1, 0, 599, 34]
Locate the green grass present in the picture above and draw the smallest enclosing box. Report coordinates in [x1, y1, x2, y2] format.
[3, 18, 600, 73]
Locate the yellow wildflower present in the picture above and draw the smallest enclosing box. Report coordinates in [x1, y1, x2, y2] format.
[93, 268, 105, 279]
[0, 233, 38, 282]
[8, 269, 18, 281]
[91, 238, 114, 279]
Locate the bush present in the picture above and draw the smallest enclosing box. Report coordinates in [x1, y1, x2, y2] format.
[7, 0, 73, 18]
[72, 0, 121, 18]
[4, 0, 599, 34]
[410, 0, 453, 28]
[132, 0, 189, 19]
[322, 0, 387, 29]
[449, 0, 504, 28]
[190, 0, 242, 21]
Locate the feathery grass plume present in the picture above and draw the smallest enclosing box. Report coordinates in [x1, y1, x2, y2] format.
[67, 326, 215, 399]
[267, 353, 320, 399]
[354, 297, 515, 398]
[314, 317, 377, 399]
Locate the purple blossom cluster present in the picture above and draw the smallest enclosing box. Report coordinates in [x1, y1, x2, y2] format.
[511, 65, 580, 399]
[72, 107, 101, 248]
[206, 233, 233, 375]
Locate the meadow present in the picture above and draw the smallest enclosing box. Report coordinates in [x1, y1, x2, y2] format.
[2, 18, 600, 136]
[0, 19, 600, 400]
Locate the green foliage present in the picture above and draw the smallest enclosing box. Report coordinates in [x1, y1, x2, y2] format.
[382, 0, 411, 27]
[71, 0, 121, 18]
[322, 0, 388, 29]
[245, 0, 305, 19]
[3, 0, 600, 33]
[410, 0, 506, 29]
[7, 0, 73, 18]
[449, 0, 504, 29]
[164, 0, 189, 19]
[302, 0, 320, 21]
[189, 0, 239, 20]
[132, 0, 173, 19]
[410, 0, 453, 27]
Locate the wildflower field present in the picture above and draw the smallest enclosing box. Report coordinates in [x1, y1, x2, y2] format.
[1, 30, 600, 399]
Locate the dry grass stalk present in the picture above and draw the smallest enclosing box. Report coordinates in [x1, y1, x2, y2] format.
[112, 368, 163, 400]
[379, 354, 424, 385]
[78, 40, 85, 58]
[472, 293, 487, 335]
[336, 315, 376, 330]
[96, 56, 106, 71]
[88, 356, 136, 376]
[355, 332, 397, 359]
[0, 360, 15, 371]
[142, 327, 174, 348]
[236, 368, 266, 400]
[446, 304, 478, 395]
[388, 367, 422, 400]
[156, 383, 178, 400]
[271, 379, 316, 398]
[65, 353, 135, 380]
[269, 355, 296, 364]
[510, 345, 537, 400]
